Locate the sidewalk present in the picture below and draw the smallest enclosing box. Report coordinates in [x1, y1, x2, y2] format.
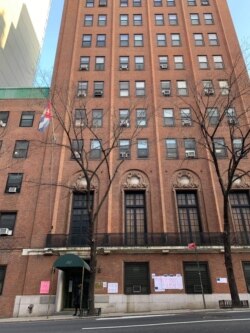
[1, 307, 250, 323]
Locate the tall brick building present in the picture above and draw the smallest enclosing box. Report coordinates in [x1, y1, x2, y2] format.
[0, 0, 250, 318]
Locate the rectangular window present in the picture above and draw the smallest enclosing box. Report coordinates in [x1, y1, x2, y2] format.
[163, 108, 174, 127]
[90, 139, 102, 159]
[206, 107, 219, 125]
[92, 109, 103, 127]
[174, 55, 184, 69]
[181, 108, 192, 126]
[213, 138, 227, 157]
[208, 33, 219, 45]
[226, 107, 237, 124]
[119, 81, 130, 97]
[13, 140, 29, 158]
[137, 139, 148, 158]
[77, 81, 88, 97]
[136, 109, 147, 127]
[133, 0, 142, 6]
[219, 80, 229, 95]
[202, 80, 214, 96]
[135, 56, 144, 70]
[190, 13, 200, 25]
[154, 0, 162, 6]
[171, 33, 181, 46]
[20, 111, 34, 127]
[120, 56, 129, 70]
[184, 262, 212, 294]
[125, 192, 147, 246]
[155, 14, 164, 26]
[134, 34, 143, 47]
[177, 81, 188, 95]
[161, 80, 171, 96]
[98, 14, 107, 26]
[95, 56, 105, 70]
[188, 0, 196, 5]
[96, 34, 106, 47]
[201, 0, 209, 4]
[82, 34, 92, 47]
[177, 191, 202, 241]
[159, 56, 168, 69]
[184, 139, 196, 158]
[198, 55, 209, 69]
[120, 14, 129, 26]
[233, 138, 243, 157]
[99, 0, 107, 6]
[119, 139, 130, 158]
[120, 34, 129, 47]
[135, 81, 145, 96]
[193, 33, 204, 46]
[204, 13, 214, 24]
[157, 34, 166, 46]
[165, 138, 178, 159]
[0, 266, 6, 294]
[168, 14, 178, 25]
[80, 56, 90, 70]
[120, 0, 128, 6]
[71, 139, 83, 159]
[134, 14, 142, 26]
[119, 109, 130, 127]
[230, 192, 250, 244]
[0, 111, 9, 127]
[243, 262, 250, 292]
[70, 192, 93, 245]
[124, 262, 150, 294]
[5, 173, 23, 193]
[94, 81, 104, 97]
[213, 55, 224, 69]
[84, 14, 93, 26]
[74, 109, 86, 127]
[0, 212, 16, 234]
[86, 0, 94, 7]
[167, 0, 175, 6]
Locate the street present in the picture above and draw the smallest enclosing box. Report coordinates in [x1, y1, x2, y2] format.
[1, 310, 250, 333]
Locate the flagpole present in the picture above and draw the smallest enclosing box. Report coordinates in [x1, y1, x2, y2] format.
[194, 246, 206, 309]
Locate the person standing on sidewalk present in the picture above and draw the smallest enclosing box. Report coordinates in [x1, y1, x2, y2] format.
[73, 284, 81, 316]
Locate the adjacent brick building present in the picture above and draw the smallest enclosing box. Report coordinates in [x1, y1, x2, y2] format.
[0, 0, 250, 318]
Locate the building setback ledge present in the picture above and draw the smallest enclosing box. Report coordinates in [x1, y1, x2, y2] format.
[0, 87, 50, 100]
[22, 245, 250, 257]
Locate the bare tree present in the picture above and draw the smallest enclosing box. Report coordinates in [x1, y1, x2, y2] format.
[40, 83, 151, 315]
[183, 55, 250, 306]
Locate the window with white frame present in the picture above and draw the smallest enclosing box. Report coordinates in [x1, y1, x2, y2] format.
[155, 14, 164, 25]
[98, 14, 107, 26]
[204, 13, 214, 24]
[168, 14, 178, 25]
[120, 14, 129, 26]
[84, 15, 93, 26]
[198, 55, 209, 69]
[219, 80, 229, 95]
[213, 55, 224, 69]
[208, 33, 219, 45]
[193, 33, 204, 46]
[163, 108, 174, 126]
[190, 13, 200, 25]
[95, 56, 105, 70]
[177, 81, 188, 96]
[120, 81, 130, 96]
[134, 34, 143, 46]
[171, 33, 181, 46]
[137, 139, 149, 158]
[135, 81, 145, 96]
[174, 55, 184, 69]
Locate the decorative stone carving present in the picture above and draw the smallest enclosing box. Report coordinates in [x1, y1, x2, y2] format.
[74, 174, 98, 191]
[173, 170, 199, 188]
[122, 171, 148, 190]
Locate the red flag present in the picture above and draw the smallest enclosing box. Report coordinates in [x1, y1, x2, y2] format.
[188, 242, 197, 249]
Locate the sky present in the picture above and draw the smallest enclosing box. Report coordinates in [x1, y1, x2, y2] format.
[36, 0, 250, 86]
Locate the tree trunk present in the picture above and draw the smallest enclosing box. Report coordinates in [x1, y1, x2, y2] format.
[87, 238, 97, 315]
[223, 196, 241, 307]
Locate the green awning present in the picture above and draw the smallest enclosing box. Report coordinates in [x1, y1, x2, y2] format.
[53, 254, 90, 271]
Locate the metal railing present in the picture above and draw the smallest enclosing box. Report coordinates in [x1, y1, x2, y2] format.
[45, 232, 250, 248]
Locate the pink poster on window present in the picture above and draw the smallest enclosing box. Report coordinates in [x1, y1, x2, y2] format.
[40, 281, 50, 294]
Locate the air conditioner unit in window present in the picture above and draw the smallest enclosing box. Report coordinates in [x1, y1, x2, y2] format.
[0, 228, 12, 236]
[201, 0, 209, 5]
[235, 151, 242, 157]
[77, 91, 86, 97]
[120, 151, 129, 158]
[8, 187, 17, 193]
[94, 90, 103, 97]
[75, 120, 85, 127]
[160, 64, 168, 69]
[120, 120, 129, 127]
[228, 118, 237, 125]
[73, 151, 81, 159]
[162, 89, 171, 96]
[120, 64, 128, 70]
[80, 64, 89, 71]
[204, 88, 214, 96]
[182, 119, 191, 126]
[0, 120, 6, 127]
[186, 151, 196, 158]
